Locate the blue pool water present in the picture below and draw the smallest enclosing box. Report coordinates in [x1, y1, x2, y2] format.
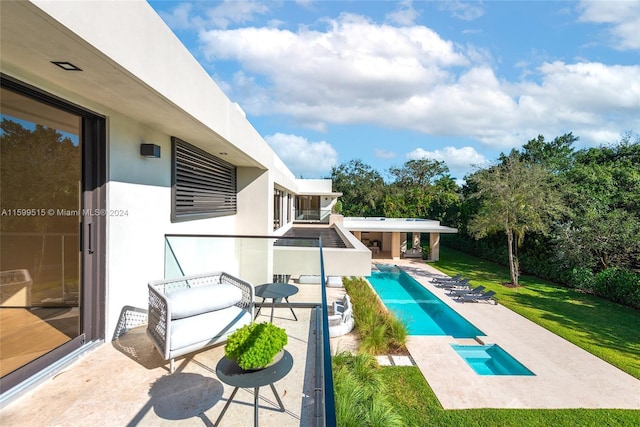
[452, 344, 535, 376]
[367, 265, 484, 337]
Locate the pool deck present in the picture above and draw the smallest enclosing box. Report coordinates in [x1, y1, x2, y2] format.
[390, 259, 640, 410]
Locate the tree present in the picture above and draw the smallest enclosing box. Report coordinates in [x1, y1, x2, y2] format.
[557, 135, 640, 271]
[1, 118, 81, 285]
[387, 158, 449, 190]
[431, 175, 462, 226]
[555, 208, 640, 272]
[382, 159, 460, 225]
[330, 159, 385, 217]
[467, 153, 564, 286]
[519, 133, 577, 174]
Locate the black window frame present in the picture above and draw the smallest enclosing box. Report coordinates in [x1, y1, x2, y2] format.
[171, 137, 237, 222]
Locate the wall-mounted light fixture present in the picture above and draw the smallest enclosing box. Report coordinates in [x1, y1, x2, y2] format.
[140, 143, 161, 158]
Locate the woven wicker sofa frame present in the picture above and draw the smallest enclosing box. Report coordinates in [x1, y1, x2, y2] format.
[147, 271, 254, 373]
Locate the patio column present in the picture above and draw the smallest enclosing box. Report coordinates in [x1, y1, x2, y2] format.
[353, 230, 362, 240]
[430, 232, 440, 261]
[391, 232, 401, 260]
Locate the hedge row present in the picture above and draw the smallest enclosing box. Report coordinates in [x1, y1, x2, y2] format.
[442, 234, 640, 309]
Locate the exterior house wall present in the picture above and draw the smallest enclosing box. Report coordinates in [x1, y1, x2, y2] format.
[17, 0, 303, 339]
[1, 1, 302, 340]
[1, 1, 371, 396]
[106, 113, 241, 338]
[237, 167, 270, 234]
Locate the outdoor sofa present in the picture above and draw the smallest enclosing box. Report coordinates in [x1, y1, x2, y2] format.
[147, 271, 254, 372]
[328, 294, 354, 337]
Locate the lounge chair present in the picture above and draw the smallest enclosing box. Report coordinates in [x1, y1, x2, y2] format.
[456, 290, 497, 304]
[431, 274, 462, 284]
[438, 278, 470, 289]
[449, 285, 485, 298]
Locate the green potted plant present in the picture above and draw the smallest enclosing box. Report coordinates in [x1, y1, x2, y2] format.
[421, 244, 430, 260]
[224, 322, 288, 370]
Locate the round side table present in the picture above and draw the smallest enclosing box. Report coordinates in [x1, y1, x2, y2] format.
[214, 350, 293, 427]
[254, 283, 299, 322]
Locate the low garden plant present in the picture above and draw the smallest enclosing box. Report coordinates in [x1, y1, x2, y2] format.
[332, 351, 404, 427]
[224, 322, 287, 370]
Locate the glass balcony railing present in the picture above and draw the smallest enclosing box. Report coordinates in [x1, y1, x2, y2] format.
[164, 234, 336, 426]
[294, 208, 333, 223]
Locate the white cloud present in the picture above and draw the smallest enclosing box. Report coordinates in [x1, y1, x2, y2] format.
[386, 0, 420, 26]
[265, 133, 338, 177]
[196, 12, 639, 151]
[407, 146, 489, 178]
[462, 28, 483, 35]
[199, 13, 468, 123]
[295, 0, 315, 8]
[157, 3, 203, 30]
[512, 61, 640, 144]
[577, 0, 640, 50]
[158, 1, 269, 30]
[375, 149, 397, 159]
[205, 0, 269, 29]
[439, 0, 485, 21]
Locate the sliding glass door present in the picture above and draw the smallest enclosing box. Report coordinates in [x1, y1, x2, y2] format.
[0, 78, 104, 391]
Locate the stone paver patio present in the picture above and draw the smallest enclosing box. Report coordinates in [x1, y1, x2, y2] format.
[392, 259, 640, 410]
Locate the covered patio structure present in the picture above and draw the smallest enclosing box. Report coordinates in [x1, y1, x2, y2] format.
[341, 217, 458, 261]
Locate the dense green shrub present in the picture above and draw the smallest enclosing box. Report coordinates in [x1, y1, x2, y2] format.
[224, 322, 288, 370]
[442, 234, 509, 267]
[592, 268, 640, 309]
[569, 267, 595, 291]
[343, 277, 407, 354]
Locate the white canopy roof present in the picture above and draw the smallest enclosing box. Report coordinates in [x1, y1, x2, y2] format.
[342, 217, 458, 233]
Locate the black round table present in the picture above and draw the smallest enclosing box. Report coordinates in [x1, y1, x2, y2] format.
[214, 350, 293, 427]
[254, 283, 299, 322]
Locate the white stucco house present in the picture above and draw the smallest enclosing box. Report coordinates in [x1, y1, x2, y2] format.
[0, 0, 353, 397]
[0, 0, 455, 401]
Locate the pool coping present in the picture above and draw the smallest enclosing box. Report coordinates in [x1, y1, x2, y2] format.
[385, 259, 640, 410]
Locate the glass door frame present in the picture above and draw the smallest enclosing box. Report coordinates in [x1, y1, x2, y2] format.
[0, 74, 106, 394]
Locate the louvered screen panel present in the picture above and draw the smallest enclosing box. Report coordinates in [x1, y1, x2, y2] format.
[171, 137, 236, 221]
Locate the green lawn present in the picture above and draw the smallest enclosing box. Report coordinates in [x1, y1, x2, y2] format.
[381, 367, 640, 427]
[431, 246, 640, 380]
[335, 246, 640, 425]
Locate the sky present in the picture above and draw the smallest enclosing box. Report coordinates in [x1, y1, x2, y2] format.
[148, 0, 640, 182]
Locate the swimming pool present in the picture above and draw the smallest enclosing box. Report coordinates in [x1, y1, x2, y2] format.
[367, 265, 484, 337]
[451, 344, 535, 376]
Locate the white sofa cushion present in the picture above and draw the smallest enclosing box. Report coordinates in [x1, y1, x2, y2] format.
[327, 276, 343, 287]
[329, 307, 355, 337]
[298, 275, 322, 284]
[170, 306, 250, 350]
[169, 284, 242, 320]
